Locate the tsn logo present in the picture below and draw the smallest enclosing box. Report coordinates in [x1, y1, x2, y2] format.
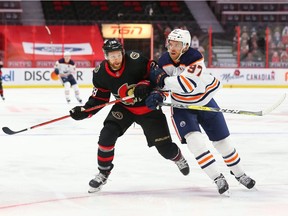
[110, 25, 143, 36]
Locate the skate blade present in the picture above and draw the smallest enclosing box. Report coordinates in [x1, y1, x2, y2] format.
[88, 186, 103, 193]
[248, 186, 258, 192]
[220, 190, 230, 197]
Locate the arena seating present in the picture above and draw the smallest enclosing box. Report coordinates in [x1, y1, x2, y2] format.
[207, 1, 288, 28]
[0, 0, 22, 25]
[41, 1, 196, 24]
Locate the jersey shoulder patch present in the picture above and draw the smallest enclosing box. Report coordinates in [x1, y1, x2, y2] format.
[129, 51, 140, 60]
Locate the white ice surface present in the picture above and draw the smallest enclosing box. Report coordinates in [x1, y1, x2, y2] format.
[0, 87, 288, 216]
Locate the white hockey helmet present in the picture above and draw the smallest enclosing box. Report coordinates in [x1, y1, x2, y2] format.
[167, 29, 191, 48]
[64, 51, 71, 57]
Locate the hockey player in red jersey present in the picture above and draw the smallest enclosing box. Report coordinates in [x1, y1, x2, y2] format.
[69, 38, 189, 193]
[147, 29, 256, 195]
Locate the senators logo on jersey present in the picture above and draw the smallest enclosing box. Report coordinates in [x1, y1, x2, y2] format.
[117, 83, 135, 105]
[87, 50, 152, 115]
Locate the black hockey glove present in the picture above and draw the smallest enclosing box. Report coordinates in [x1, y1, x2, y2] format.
[145, 91, 165, 110]
[54, 68, 59, 75]
[134, 80, 151, 100]
[69, 106, 90, 120]
[149, 68, 168, 89]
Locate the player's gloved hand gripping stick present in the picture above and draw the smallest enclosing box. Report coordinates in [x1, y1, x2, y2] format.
[2, 95, 134, 135]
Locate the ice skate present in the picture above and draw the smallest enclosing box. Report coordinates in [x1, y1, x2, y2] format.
[175, 155, 190, 176]
[88, 172, 109, 193]
[1, 95, 4, 101]
[66, 98, 71, 103]
[77, 98, 82, 104]
[231, 171, 256, 189]
[214, 173, 229, 195]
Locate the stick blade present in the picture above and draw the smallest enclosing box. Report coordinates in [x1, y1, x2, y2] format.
[2, 127, 15, 135]
[262, 93, 286, 115]
[2, 127, 26, 135]
[239, 110, 263, 116]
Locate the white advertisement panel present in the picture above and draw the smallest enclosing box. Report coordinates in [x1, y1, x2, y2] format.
[1, 68, 94, 87]
[2, 68, 288, 88]
[22, 42, 93, 55]
[208, 68, 288, 87]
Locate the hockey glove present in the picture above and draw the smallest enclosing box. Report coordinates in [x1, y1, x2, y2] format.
[54, 68, 60, 75]
[145, 91, 165, 110]
[134, 80, 152, 101]
[149, 68, 168, 89]
[70, 106, 91, 120]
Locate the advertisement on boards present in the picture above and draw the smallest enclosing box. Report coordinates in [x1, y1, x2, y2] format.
[2, 68, 288, 88]
[101, 23, 152, 39]
[0, 25, 105, 68]
[1, 68, 94, 87]
[208, 68, 288, 87]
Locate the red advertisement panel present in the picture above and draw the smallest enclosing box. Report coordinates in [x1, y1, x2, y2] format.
[0, 25, 105, 68]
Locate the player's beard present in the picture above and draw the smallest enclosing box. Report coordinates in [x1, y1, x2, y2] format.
[110, 61, 122, 70]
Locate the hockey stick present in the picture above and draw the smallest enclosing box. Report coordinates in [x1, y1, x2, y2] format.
[159, 93, 286, 116]
[2, 95, 134, 135]
[45, 25, 55, 57]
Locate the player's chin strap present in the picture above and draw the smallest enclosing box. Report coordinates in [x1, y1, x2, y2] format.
[171, 45, 189, 62]
[159, 93, 286, 116]
[2, 95, 134, 135]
